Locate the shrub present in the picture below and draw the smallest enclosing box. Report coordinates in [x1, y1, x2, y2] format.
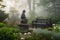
[0, 27, 20, 40]
[53, 33, 60, 40]
[35, 29, 53, 40]
[0, 22, 7, 28]
[33, 29, 60, 40]
[25, 33, 40, 40]
[0, 22, 20, 31]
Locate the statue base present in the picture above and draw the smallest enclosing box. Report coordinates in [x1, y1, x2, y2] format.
[18, 24, 29, 33]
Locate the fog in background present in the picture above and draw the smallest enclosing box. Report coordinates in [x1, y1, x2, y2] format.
[2, 0, 51, 18]
[1, 0, 59, 24]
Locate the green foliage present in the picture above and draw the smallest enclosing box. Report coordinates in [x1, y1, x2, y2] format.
[31, 29, 60, 40]
[0, 10, 8, 22]
[20, 30, 29, 33]
[53, 33, 60, 40]
[25, 33, 40, 40]
[54, 27, 59, 32]
[0, 22, 19, 28]
[53, 24, 60, 33]
[39, 0, 50, 6]
[38, 0, 60, 23]
[0, 22, 11, 28]
[39, 0, 55, 6]
[35, 29, 53, 40]
[0, 27, 20, 40]
[0, 22, 7, 28]
[52, 17, 60, 24]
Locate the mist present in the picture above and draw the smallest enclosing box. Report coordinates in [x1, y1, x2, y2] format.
[2, 0, 58, 24]
[2, 0, 50, 18]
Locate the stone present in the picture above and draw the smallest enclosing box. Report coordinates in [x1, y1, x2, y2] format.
[21, 10, 27, 24]
[18, 10, 29, 33]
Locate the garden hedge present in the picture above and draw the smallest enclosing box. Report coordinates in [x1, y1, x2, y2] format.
[0, 27, 20, 40]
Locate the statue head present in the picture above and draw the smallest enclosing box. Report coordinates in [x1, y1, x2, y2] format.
[23, 10, 26, 14]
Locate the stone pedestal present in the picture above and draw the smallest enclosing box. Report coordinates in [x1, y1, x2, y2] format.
[18, 24, 29, 30]
[18, 10, 29, 33]
[18, 24, 29, 34]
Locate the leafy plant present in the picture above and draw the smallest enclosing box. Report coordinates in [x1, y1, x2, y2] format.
[0, 22, 7, 28]
[32, 29, 60, 40]
[0, 27, 20, 40]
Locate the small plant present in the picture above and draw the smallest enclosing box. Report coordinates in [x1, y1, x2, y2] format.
[53, 24, 60, 33]
[54, 27, 59, 32]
